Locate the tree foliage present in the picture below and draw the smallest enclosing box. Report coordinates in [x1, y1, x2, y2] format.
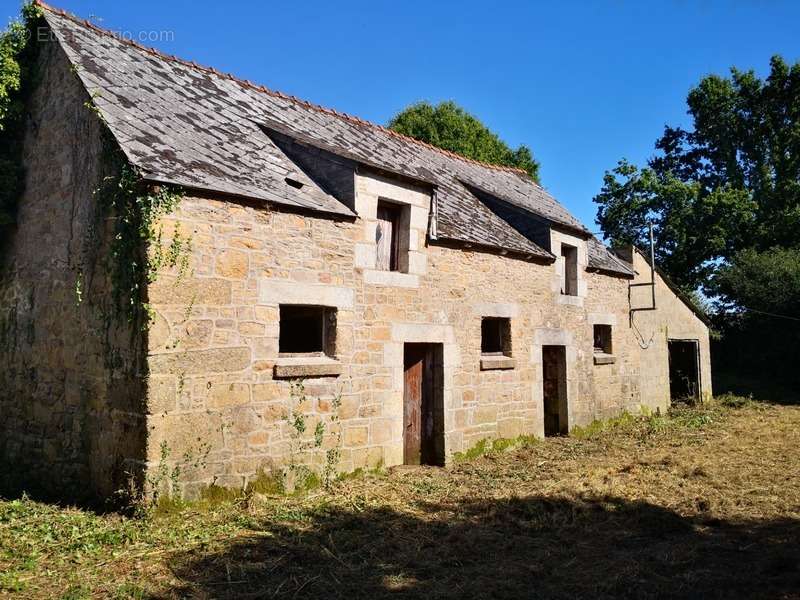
[710, 246, 800, 387]
[594, 56, 800, 295]
[388, 100, 541, 183]
[713, 247, 800, 316]
[0, 2, 43, 226]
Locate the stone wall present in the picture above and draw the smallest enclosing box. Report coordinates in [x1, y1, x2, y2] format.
[0, 39, 146, 499]
[629, 249, 713, 408]
[145, 169, 652, 497]
[1, 46, 712, 501]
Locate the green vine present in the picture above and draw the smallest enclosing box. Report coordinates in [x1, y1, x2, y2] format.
[0, 0, 188, 325]
[94, 153, 188, 325]
[0, 2, 44, 229]
[284, 381, 343, 490]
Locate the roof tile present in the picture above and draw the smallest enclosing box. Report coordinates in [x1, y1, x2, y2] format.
[38, 1, 627, 271]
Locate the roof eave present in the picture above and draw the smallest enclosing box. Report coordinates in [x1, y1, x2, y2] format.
[432, 236, 555, 264]
[138, 173, 357, 220]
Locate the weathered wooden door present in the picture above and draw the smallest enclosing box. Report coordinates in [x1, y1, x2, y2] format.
[404, 344, 444, 465]
[404, 345, 424, 465]
[542, 345, 568, 436]
[376, 204, 398, 271]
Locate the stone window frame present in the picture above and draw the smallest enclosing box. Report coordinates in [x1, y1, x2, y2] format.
[551, 230, 588, 307]
[375, 199, 410, 273]
[588, 313, 617, 365]
[354, 170, 430, 288]
[479, 317, 515, 371]
[274, 304, 343, 378]
[258, 279, 353, 379]
[472, 303, 519, 371]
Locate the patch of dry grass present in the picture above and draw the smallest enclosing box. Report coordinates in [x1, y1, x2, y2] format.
[2, 398, 799, 598]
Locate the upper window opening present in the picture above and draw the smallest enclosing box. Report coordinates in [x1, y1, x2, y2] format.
[481, 317, 511, 356]
[561, 244, 578, 296]
[376, 200, 402, 271]
[279, 305, 336, 355]
[593, 324, 612, 354]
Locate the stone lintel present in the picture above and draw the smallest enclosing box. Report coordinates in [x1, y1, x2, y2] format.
[472, 302, 520, 318]
[258, 279, 354, 308]
[588, 312, 618, 326]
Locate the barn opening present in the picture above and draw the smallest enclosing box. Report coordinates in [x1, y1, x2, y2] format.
[668, 339, 700, 402]
[542, 345, 568, 436]
[278, 305, 336, 356]
[403, 343, 444, 466]
[481, 317, 511, 355]
[593, 324, 612, 354]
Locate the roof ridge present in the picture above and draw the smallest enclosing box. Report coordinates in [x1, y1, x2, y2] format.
[34, 0, 533, 178]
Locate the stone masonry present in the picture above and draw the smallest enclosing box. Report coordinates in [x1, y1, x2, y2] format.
[0, 40, 145, 499]
[142, 169, 709, 498]
[0, 7, 712, 500]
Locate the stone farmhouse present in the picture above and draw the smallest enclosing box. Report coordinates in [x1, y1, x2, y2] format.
[0, 3, 711, 500]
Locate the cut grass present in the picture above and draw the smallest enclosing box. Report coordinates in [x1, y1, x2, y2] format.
[452, 434, 539, 461]
[1, 395, 799, 598]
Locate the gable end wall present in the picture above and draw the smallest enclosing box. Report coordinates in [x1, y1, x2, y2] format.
[0, 38, 146, 500]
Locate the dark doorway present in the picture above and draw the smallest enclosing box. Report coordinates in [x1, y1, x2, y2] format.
[668, 339, 700, 402]
[542, 345, 568, 436]
[560, 244, 578, 296]
[403, 343, 444, 466]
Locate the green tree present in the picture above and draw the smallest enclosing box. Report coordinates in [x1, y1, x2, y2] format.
[713, 247, 800, 316]
[710, 247, 800, 387]
[595, 160, 755, 290]
[594, 55, 800, 294]
[0, 2, 43, 226]
[388, 100, 541, 183]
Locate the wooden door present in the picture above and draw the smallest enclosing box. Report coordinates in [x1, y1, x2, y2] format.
[403, 345, 424, 465]
[404, 343, 444, 466]
[376, 204, 398, 271]
[542, 345, 567, 436]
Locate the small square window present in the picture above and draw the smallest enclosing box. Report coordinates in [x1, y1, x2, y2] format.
[279, 305, 336, 356]
[561, 244, 578, 296]
[593, 324, 612, 354]
[481, 317, 511, 356]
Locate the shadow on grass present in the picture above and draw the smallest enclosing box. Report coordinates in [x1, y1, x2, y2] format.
[162, 494, 800, 599]
[0, 475, 129, 515]
[712, 370, 798, 406]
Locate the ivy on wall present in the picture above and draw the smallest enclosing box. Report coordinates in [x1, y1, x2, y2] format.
[0, 2, 43, 226]
[0, 0, 190, 326]
[94, 133, 189, 326]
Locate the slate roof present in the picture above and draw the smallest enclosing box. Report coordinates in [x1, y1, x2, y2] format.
[587, 238, 636, 276]
[38, 1, 632, 275]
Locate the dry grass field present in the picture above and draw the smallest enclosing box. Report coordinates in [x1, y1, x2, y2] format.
[1, 395, 799, 599]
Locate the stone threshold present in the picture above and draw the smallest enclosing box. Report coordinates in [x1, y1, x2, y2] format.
[480, 355, 516, 371]
[593, 352, 616, 365]
[273, 355, 343, 379]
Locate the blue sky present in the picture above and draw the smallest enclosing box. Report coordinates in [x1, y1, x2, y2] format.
[4, 1, 800, 229]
